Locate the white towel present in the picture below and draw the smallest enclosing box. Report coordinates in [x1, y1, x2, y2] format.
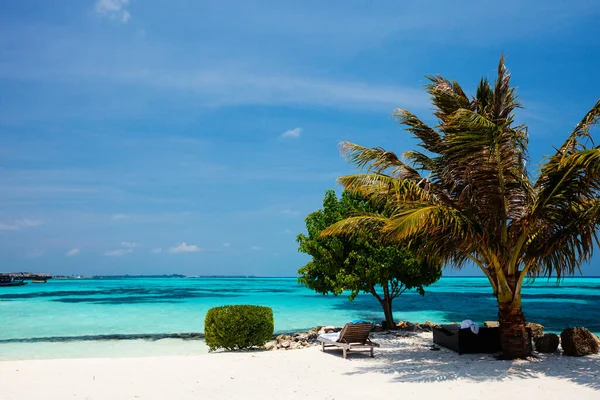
[318, 332, 340, 342]
[460, 319, 480, 334]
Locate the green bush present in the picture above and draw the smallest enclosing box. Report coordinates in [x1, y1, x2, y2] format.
[204, 305, 274, 351]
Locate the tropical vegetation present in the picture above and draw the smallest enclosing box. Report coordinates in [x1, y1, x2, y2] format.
[323, 56, 600, 359]
[204, 305, 274, 351]
[297, 189, 441, 328]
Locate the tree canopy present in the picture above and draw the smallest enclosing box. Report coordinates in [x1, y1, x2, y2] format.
[297, 189, 441, 327]
[322, 56, 600, 358]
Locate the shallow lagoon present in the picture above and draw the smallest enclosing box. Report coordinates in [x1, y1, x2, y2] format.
[1, 277, 598, 360]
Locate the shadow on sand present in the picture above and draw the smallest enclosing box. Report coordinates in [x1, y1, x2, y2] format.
[330, 333, 600, 391]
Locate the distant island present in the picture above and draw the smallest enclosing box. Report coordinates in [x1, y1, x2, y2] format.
[91, 274, 186, 279]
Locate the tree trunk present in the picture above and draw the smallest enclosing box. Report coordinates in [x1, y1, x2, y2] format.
[381, 298, 395, 329]
[498, 300, 531, 359]
[381, 284, 395, 329]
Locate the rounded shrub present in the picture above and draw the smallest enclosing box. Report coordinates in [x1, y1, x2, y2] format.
[204, 305, 274, 351]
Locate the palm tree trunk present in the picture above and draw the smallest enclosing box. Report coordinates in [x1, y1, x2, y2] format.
[497, 300, 531, 359]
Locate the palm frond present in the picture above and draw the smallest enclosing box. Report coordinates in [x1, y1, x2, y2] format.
[549, 99, 600, 160]
[337, 173, 439, 206]
[392, 109, 443, 152]
[338, 141, 421, 178]
[321, 215, 388, 239]
[425, 75, 472, 120]
[331, 56, 600, 289]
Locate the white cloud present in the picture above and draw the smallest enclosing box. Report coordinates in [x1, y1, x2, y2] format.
[222, 242, 231, 247]
[250, 246, 262, 251]
[121, 241, 137, 248]
[66, 248, 80, 256]
[111, 214, 131, 221]
[169, 242, 201, 253]
[151, 247, 162, 253]
[2, 65, 428, 112]
[104, 248, 133, 256]
[281, 127, 302, 139]
[0, 219, 43, 231]
[283, 229, 293, 234]
[95, 0, 131, 23]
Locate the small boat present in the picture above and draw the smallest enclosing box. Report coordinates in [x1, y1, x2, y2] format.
[0, 276, 27, 287]
[31, 279, 47, 283]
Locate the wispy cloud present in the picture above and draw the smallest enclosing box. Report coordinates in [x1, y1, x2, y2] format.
[95, 0, 131, 23]
[283, 229, 293, 234]
[111, 214, 131, 221]
[66, 248, 80, 256]
[250, 246, 262, 251]
[151, 247, 162, 253]
[3, 65, 427, 112]
[120, 71, 428, 111]
[281, 127, 302, 139]
[169, 242, 201, 253]
[104, 248, 133, 256]
[121, 241, 137, 248]
[222, 243, 231, 247]
[0, 219, 43, 231]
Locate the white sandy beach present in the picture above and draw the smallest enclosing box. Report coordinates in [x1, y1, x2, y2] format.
[0, 333, 598, 400]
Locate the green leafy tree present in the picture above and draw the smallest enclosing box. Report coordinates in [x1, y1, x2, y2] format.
[297, 189, 441, 328]
[323, 56, 600, 359]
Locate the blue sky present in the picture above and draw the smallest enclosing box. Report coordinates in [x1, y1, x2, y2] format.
[1, 0, 599, 276]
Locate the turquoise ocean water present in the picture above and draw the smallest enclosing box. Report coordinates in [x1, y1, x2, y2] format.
[1, 277, 598, 360]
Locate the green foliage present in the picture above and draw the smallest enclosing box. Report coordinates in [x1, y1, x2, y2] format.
[297, 190, 441, 320]
[204, 305, 274, 351]
[322, 56, 600, 358]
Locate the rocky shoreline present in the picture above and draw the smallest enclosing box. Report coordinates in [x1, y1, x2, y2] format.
[263, 321, 440, 351]
[263, 320, 600, 355]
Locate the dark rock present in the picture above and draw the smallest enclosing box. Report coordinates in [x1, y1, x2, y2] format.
[396, 321, 412, 330]
[421, 321, 437, 332]
[483, 321, 544, 338]
[526, 323, 544, 338]
[561, 327, 599, 356]
[534, 333, 560, 353]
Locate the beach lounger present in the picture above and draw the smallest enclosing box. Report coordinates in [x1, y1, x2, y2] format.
[433, 324, 533, 354]
[318, 322, 379, 359]
[433, 324, 501, 354]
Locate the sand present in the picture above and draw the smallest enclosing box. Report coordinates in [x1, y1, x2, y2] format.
[0, 333, 598, 400]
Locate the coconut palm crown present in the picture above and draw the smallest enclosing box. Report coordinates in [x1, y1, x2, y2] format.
[324, 56, 600, 359]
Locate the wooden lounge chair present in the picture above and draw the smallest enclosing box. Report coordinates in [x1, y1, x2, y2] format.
[318, 322, 380, 359]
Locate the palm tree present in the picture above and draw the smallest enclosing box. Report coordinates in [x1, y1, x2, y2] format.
[323, 56, 600, 359]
